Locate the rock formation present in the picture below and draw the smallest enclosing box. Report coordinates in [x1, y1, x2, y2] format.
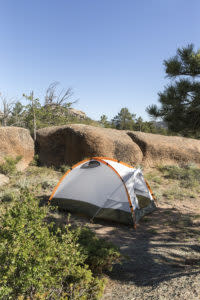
[68, 108, 86, 119]
[36, 124, 142, 167]
[127, 131, 200, 166]
[0, 127, 34, 171]
[36, 124, 200, 167]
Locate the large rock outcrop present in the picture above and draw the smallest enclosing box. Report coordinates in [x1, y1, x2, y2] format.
[36, 124, 200, 167]
[127, 131, 200, 166]
[68, 108, 87, 119]
[36, 124, 143, 167]
[0, 127, 34, 171]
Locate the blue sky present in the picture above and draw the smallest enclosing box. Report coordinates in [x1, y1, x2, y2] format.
[0, 0, 199, 120]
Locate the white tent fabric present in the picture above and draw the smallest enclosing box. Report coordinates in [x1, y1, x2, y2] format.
[50, 157, 156, 225]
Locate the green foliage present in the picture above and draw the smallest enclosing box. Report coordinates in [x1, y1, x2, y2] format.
[59, 164, 71, 174]
[134, 119, 168, 135]
[4, 82, 101, 133]
[99, 114, 111, 128]
[158, 164, 200, 188]
[14, 100, 100, 134]
[78, 227, 121, 274]
[111, 107, 136, 130]
[30, 154, 40, 166]
[0, 190, 120, 299]
[0, 192, 16, 203]
[164, 44, 200, 78]
[147, 44, 200, 137]
[41, 180, 55, 190]
[100, 108, 169, 134]
[0, 156, 22, 175]
[8, 101, 25, 127]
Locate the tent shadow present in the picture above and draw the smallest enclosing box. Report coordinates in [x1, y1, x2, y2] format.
[95, 207, 200, 287]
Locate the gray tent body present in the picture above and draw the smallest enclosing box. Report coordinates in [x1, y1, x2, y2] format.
[50, 157, 156, 225]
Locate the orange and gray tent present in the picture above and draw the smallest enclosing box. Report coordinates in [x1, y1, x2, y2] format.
[49, 157, 156, 226]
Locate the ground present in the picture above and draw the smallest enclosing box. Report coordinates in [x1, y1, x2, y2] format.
[0, 164, 200, 299]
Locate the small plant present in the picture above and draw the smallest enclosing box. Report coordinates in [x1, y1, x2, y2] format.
[0, 155, 22, 175]
[0, 192, 16, 203]
[41, 180, 52, 190]
[59, 164, 71, 174]
[145, 172, 162, 185]
[30, 154, 40, 166]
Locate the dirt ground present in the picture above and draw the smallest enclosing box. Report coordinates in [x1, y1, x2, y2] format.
[51, 194, 200, 300]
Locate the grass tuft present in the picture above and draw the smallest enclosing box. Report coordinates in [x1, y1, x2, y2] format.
[0, 156, 22, 175]
[158, 164, 200, 188]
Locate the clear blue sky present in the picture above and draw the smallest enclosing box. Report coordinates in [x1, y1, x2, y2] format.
[0, 0, 199, 120]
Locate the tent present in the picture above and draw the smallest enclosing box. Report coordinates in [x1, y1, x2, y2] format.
[49, 157, 156, 227]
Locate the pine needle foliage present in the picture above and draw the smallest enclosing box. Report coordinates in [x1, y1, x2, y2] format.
[147, 44, 200, 137]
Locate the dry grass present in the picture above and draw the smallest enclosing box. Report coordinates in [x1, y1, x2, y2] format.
[144, 163, 200, 204]
[0, 166, 61, 213]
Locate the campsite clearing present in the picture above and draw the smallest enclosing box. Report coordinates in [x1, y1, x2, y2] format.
[0, 164, 200, 299]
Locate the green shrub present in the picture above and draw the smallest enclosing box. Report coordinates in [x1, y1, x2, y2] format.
[41, 180, 53, 190]
[0, 190, 119, 299]
[78, 227, 121, 275]
[0, 192, 16, 203]
[0, 156, 22, 175]
[30, 154, 40, 166]
[59, 165, 71, 174]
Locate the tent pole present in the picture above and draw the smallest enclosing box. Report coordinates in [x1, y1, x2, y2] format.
[90, 199, 110, 222]
[90, 206, 103, 222]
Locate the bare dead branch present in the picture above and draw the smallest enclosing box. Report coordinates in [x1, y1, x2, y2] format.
[0, 95, 16, 126]
[45, 82, 77, 107]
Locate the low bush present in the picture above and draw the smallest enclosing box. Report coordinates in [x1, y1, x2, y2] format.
[78, 227, 121, 274]
[58, 165, 71, 174]
[30, 154, 40, 166]
[0, 156, 22, 175]
[0, 192, 16, 203]
[0, 189, 120, 299]
[41, 180, 55, 190]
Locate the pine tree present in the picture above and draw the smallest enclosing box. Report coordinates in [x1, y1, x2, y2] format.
[111, 107, 136, 130]
[147, 44, 200, 137]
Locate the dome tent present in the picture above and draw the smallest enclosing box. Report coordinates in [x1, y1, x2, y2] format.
[49, 157, 156, 227]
